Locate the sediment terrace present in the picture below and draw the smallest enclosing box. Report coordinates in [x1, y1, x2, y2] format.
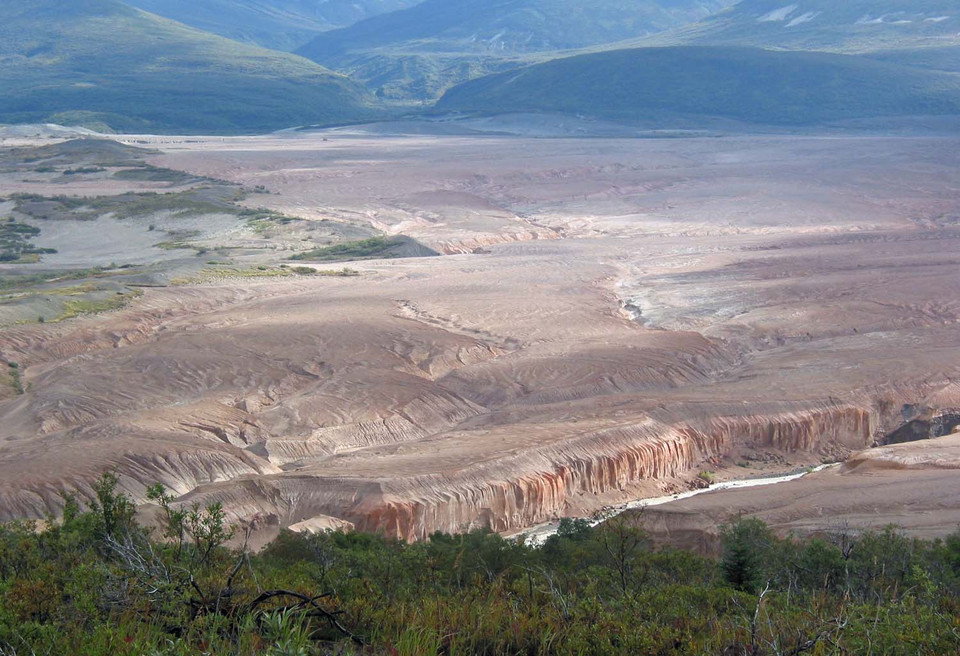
[636, 432, 960, 553]
[1, 133, 959, 541]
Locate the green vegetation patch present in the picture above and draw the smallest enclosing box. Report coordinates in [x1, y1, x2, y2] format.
[0, 473, 958, 655]
[12, 187, 238, 222]
[0, 276, 144, 327]
[172, 265, 359, 285]
[1, 138, 153, 169]
[241, 208, 302, 234]
[290, 236, 398, 261]
[290, 235, 438, 262]
[154, 230, 203, 252]
[3, 361, 24, 396]
[0, 219, 56, 263]
[0, 266, 132, 292]
[63, 166, 106, 176]
[54, 289, 142, 322]
[112, 165, 200, 184]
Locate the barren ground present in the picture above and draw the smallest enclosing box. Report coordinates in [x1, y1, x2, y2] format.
[1, 129, 958, 543]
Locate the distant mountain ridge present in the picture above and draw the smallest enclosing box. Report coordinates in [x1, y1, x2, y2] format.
[437, 45, 960, 128]
[296, 0, 737, 100]
[299, 0, 737, 57]
[636, 0, 960, 52]
[0, 0, 374, 133]
[125, 0, 422, 51]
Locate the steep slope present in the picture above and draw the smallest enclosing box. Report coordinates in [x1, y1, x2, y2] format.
[638, 0, 960, 53]
[296, 0, 736, 101]
[125, 0, 422, 51]
[0, 0, 374, 134]
[437, 46, 960, 127]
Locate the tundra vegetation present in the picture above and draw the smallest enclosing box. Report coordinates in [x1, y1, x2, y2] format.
[0, 474, 957, 655]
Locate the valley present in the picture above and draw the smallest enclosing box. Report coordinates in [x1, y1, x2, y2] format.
[3, 1, 960, 652]
[1, 129, 957, 544]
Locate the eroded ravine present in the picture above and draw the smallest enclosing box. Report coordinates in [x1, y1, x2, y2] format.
[1, 134, 959, 543]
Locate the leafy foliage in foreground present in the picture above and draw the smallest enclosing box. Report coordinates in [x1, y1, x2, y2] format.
[1, 474, 958, 655]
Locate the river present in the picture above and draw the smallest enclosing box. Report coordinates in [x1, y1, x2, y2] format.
[514, 464, 839, 546]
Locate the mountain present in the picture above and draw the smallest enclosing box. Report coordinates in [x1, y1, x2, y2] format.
[124, 0, 422, 51]
[296, 0, 737, 101]
[299, 0, 737, 57]
[637, 0, 960, 53]
[864, 46, 960, 74]
[0, 0, 374, 134]
[436, 46, 960, 128]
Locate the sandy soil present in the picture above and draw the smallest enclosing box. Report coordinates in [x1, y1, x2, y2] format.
[0, 130, 958, 542]
[636, 434, 960, 553]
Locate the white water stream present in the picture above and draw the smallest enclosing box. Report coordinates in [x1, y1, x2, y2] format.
[515, 464, 839, 546]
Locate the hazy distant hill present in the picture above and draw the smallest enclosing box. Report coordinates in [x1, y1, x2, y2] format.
[638, 0, 960, 53]
[865, 46, 960, 74]
[437, 46, 960, 127]
[125, 0, 421, 51]
[297, 0, 736, 100]
[0, 0, 374, 134]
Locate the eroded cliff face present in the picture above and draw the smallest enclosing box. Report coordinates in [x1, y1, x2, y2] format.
[172, 401, 887, 542]
[352, 407, 879, 540]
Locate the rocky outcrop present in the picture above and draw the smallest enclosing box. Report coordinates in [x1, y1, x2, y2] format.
[884, 411, 960, 445]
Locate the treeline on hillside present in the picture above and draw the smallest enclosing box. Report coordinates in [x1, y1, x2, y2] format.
[1, 474, 958, 655]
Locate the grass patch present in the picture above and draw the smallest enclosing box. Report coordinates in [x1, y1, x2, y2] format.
[243, 209, 301, 234]
[173, 265, 359, 285]
[154, 241, 195, 251]
[154, 230, 204, 252]
[63, 166, 106, 175]
[0, 219, 56, 263]
[112, 166, 198, 184]
[0, 280, 143, 324]
[314, 267, 361, 277]
[290, 236, 402, 262]
[54, 289, 142, 322]
[5, 362, 24, 396]
[0, 267, 128, 292]
[12, 188, 236, 222]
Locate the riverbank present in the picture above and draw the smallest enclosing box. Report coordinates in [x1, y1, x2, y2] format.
[511, 464, 839, 545]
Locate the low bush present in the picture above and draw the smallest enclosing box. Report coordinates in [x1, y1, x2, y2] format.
[0, 475, 957, 655]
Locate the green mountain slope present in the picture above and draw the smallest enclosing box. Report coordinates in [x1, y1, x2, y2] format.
[125, 0, 421, 51]
[864, 46, 960, 74]
[637, 0, 960, 53]
[0, 0, 374, 134]
[296, 0, 737, 101]
[436, 46, 960, 127]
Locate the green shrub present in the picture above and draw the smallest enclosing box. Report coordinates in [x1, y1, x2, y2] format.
[0, 481, 958, 656]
